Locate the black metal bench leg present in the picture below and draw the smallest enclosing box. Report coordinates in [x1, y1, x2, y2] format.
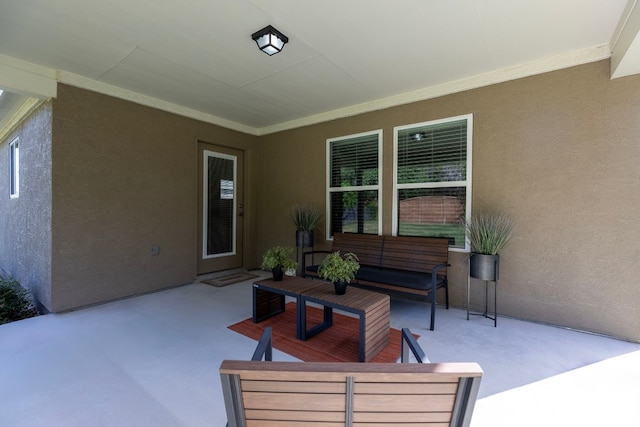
[429, 299, 435, 331]
[445, 279, 450, 309]
[494, 280, 498, 327]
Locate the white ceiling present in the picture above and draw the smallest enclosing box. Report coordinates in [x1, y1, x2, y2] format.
[0, 0, 638, 135]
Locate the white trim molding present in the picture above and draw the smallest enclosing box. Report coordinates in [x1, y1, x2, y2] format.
[0, 54, 57, 99]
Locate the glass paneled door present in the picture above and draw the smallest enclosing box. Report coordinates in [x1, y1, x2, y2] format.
[197, 142, 244, 274]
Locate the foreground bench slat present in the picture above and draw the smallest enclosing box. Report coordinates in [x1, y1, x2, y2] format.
[243, 392, 346, 412]
[353, 411, 452, 423]
[240, 380, 344, 393]
[245, 421, 344, 427]
[245, 409, 345, 423]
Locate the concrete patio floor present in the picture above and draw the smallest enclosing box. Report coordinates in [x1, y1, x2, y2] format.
[1, 270, 638, 426]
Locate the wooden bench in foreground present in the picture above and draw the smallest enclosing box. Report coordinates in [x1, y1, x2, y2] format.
[220, 328, 483, 427]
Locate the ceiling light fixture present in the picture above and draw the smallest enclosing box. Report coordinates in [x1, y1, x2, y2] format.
[251, 25, 289, 56]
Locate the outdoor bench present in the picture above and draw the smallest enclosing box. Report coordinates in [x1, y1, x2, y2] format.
[302, 232, 450, 330]
[220, 327, 483, 427]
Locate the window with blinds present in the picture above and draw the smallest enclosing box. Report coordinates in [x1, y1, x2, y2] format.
[327, 130, 382, 238]
[393, 115, 472, 250]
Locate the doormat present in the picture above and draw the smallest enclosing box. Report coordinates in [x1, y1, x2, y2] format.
[201, 272, 259, 287]
[229, 302, 417, 363]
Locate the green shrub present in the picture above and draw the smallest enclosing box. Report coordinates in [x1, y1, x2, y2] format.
[0, 278, 39, 325]
[260, 246, 298, 272]
[318, 251, 360, 283]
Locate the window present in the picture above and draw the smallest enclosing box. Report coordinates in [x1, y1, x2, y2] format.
[393, 114, 472, 251]
[9, 138, 19, 198]
[327, 130, 382, 238]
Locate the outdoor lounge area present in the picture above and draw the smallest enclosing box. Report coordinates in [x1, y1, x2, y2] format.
[1, 270, 638, 426]
[2, 3, 640, 426]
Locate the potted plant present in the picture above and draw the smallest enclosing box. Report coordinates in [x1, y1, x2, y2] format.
[465, 213, 514, 281]
[290, 204, 322, 248]
[318, 251, 360, 295]
[260, 246, 298, 281]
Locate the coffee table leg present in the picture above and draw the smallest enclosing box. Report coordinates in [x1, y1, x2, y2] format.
[300, 298, 334, 341]
[323, 306, 333, 326]
[359, 315, 365, 362]
[295, 297, 302, 340]
[253, 286, 285, 323]
[298, 298, 305, 340]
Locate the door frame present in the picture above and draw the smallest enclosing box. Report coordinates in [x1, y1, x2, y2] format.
[196, 140, 246, 274]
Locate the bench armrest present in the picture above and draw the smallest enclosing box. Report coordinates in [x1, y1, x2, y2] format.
[431, 262, 449, 291]
[301, 250, 332, 277]
[401, 328, 430, 363]
[251, 327, 273, 361]
[432, 262, 449, 275]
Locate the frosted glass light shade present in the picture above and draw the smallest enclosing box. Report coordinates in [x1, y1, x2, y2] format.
[251, 25, 289, 56]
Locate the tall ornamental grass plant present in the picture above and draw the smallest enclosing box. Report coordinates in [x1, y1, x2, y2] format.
[465, 213, 514, 255]
[290, 204, 322, 231]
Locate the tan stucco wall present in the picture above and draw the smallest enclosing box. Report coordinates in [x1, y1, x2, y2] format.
[255, 60, 640, 342]
[0, 102, 53, 308]
[50, 85, 257, 312]
[9, 60, 638, 341]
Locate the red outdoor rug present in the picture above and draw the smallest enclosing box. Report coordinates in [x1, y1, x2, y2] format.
[228, 302, 414, 363]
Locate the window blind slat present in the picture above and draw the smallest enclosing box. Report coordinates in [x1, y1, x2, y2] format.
[328, 132, 380, 236]
[397, 119, 467, 184]
[330, 136, 378, 188]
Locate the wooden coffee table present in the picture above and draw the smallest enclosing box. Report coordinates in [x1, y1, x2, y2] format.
[300, 285, 390, 362]
[253, 276, 391, 361]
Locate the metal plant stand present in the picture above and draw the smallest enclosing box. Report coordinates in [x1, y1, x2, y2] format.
[296, 230, 314, 276]
[466, 255, 498, 327]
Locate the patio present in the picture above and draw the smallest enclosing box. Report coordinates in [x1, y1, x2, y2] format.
[0, 270, 638, 427]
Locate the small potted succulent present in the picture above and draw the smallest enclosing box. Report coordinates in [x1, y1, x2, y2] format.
[465, 213, 514, 281]
[318, 251, 360, 295]
[260, 246, 298, 281]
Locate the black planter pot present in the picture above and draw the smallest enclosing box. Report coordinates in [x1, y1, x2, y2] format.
[469, 254, 500, 281]
[296, 230, 314, 248]
[333, 280, 348, 295]
[271, 267, 284, 281]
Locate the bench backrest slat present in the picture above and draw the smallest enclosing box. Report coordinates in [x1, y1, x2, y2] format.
[243, 390, 346, 412]
[331, 233, 384, 266]
[244, 409, 345, 424]
[330, 233, 449, 275]
[380, 235, 449, 275]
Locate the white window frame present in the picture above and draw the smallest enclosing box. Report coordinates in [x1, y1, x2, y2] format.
[392, 114, 473, 252]
[326, 129, 383, 240]
[9, 138, 19, 198]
